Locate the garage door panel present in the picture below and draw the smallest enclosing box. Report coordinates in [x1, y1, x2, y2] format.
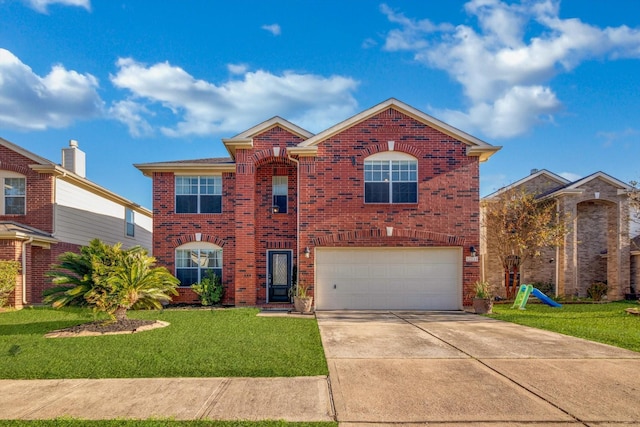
[316, 247, 461, 310]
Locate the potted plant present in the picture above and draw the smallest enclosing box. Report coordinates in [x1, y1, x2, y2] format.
[290, 282, 313, 314]
[473, 280, 493, 314]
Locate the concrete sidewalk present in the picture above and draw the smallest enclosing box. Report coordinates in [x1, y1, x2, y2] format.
[0, 376, 334, 421]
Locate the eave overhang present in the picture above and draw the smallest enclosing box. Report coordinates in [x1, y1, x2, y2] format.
[134, 162, 237, 177]
[30, 164, 152, 217]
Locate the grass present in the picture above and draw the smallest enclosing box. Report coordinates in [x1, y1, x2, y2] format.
[1, 421, 337, 427]
[0, 307, 328, 379]
[489, 301, 640, 352]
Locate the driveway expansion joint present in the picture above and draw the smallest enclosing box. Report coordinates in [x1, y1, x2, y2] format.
[389, 311, 589, 426]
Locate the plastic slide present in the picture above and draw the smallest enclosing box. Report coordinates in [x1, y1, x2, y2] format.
[530, 287, 562, 308]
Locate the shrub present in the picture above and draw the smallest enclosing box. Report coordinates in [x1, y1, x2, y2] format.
[0, 260, 20, 307]
[191, 272, 223, 306]
[587, 281, 608, 301]
[530, 281, 555, 297]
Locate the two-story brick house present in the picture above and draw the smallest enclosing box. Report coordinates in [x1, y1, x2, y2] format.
[481, 169, 633, 300]
[136, 99, 500, 310]
[0, 138, 153, 308]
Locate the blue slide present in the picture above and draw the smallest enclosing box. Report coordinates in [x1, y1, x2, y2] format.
[530, 288, 562, 308]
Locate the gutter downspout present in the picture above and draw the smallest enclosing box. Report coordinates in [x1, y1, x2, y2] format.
[22, 237, 33, 305]
[287, 153, 300, 288]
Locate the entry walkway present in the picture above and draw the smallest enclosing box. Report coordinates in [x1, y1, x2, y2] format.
[317, 311, 640, 426]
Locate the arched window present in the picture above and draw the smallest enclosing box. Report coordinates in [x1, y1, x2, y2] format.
[175, 242, 222, 287]
[364, 152, 417, 203]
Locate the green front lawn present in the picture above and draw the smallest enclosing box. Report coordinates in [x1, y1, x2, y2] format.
[0, 307, 328, 379]
[489, 301, 640, 352]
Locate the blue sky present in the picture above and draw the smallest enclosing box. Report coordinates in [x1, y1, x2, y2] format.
[1, 0, 639, 209]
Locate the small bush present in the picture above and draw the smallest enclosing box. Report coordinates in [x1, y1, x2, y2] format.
[474, 280, 492, 299]
[191, 272, 223, 306]
[0, 260, 21, 307]
[530, 281, 555, 297]
[587, 281, 608, 301]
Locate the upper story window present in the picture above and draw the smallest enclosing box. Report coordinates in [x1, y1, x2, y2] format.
[3, 176, 26, 215]
[272, 176, 288, 213]
[175, 176, 222, 214]
[125, 208, 135, 237]
[175, 242, 223, 287]
[364, 152, 417, 204]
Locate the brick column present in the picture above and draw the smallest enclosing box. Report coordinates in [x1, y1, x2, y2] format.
[234, 152, 256, 305]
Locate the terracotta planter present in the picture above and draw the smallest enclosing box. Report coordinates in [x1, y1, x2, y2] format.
[293, 296, 313, 313]
[473, 298, 493, 314]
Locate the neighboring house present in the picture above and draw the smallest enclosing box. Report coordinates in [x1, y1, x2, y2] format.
[481, 169, 633, 300]
[135, 99, 500, 310]
[0, 138, 153, 308]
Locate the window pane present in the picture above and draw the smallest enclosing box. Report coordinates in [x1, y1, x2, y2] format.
[272, 176, 287, 195]
[365, 182, 390, 203]
[4, 178, 25, 196]
[364, 161, 389, 182]
[273, 195, 287, 213]
[126, 222, 135, 237]
[176, 177, 198, 195]
[392, 182, 417, 203]
[201, 268, 222, 282]
[200, 195, 221, 213]
[176, 269, 199, 287]
[5, 197, 25, 215]
[176, 195, 198, 213]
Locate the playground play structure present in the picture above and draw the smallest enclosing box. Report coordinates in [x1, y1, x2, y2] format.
[512, 284, 562, 309]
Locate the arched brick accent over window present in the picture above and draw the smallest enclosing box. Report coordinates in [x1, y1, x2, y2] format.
[172, 234, 226, 248]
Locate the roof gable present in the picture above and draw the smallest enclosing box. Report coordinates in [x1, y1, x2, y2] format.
[296, 98, 500, 162]
[547, 171, 632, 196]
[0, 137, 54, 166]
[484, 169, 570, 199]
[222, 116, 314, 159]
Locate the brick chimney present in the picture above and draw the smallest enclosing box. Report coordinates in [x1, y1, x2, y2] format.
[62, 139, 86, 178]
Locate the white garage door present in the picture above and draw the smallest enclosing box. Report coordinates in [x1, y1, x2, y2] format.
[315, 247, 461, 310]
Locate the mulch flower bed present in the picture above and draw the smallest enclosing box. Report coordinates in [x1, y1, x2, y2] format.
[45, 318, 169, 338]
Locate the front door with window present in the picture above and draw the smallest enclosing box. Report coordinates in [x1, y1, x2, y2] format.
[268, 250, 292, 302]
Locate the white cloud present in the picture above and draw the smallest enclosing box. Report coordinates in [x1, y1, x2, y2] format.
[110, 58, 359, 137]
[380, 0, 640, 138]
[261, 24, 281, 36]
[108, 100, 154, 137]
[0, 48, 103, 131]
[227, 63, 248, 75]
[596, 128, 639, 147]
[23, 0, 90, 13]
[558, 172, 582, 182]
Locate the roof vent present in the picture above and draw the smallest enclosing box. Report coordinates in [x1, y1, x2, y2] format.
[62, 139, 86, 178]
[530, 168, 539, 175]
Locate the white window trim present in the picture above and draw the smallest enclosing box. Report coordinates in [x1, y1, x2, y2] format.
[125, 208, 135, 238]
[2, 173, 27, 215]
[175, 242, 223, 287]
[175, 175, 222, 214]
[364, 152, 418, 204]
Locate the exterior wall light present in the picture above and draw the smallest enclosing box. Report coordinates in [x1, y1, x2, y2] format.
[304, 246, 311, 258]
[469, 246, 477, 257]
[271, 205, 280, 214]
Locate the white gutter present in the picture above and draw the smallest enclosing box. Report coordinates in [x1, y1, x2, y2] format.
[22, 237, 33, 305]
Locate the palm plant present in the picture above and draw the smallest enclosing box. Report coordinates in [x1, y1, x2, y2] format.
[101, 251, 178, 321]
[45, 238, 178, 321]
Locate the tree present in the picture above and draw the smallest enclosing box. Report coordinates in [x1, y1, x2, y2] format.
[45, 239, 178, 321]
[482, 189, 569, 299]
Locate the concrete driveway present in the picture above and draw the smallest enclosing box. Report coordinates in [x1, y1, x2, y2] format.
[316, 311, 640, 426]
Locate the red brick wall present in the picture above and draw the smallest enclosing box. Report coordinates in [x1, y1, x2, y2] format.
[151, 113, 481, 307]
[151, 171, 237, 305]
[0, 145, 54, 233]
[297, 108, 480, 306]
